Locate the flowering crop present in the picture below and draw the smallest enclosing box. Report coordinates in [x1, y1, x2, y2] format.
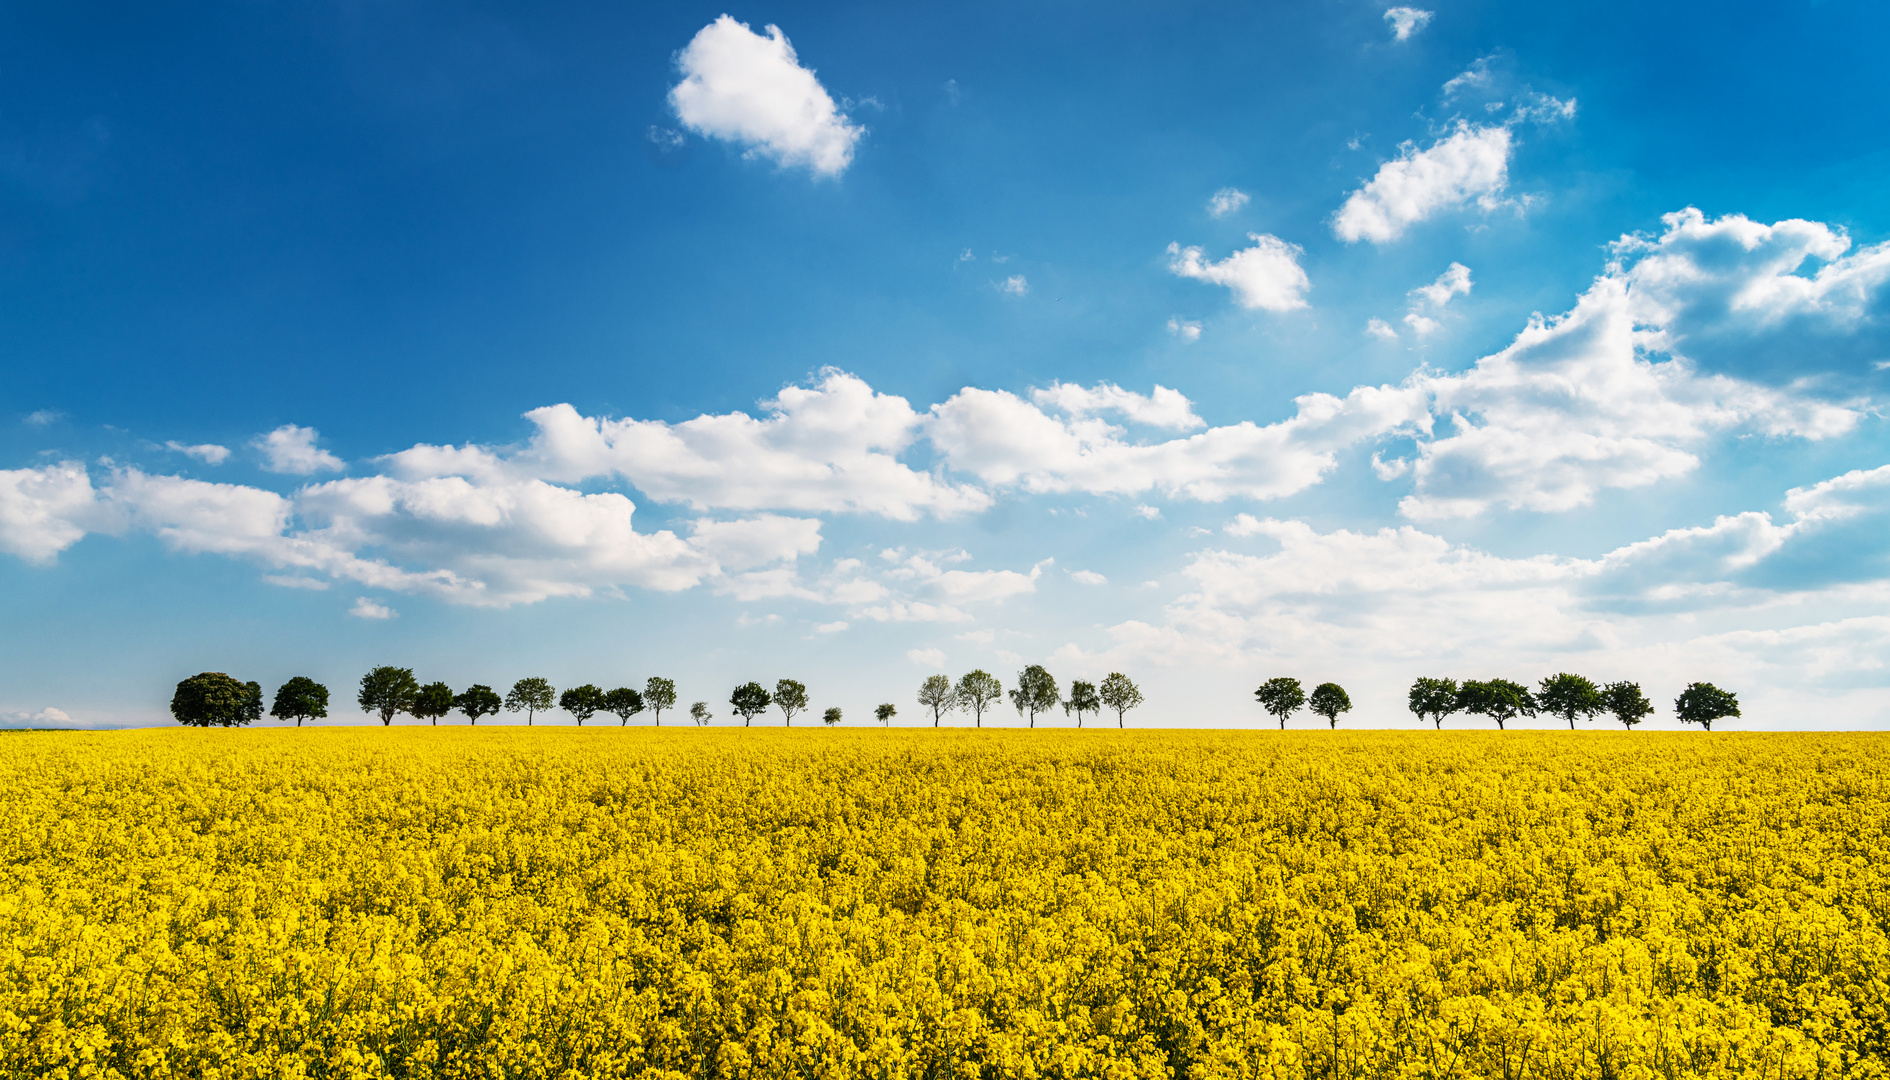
[2, 729, 1885, 1078]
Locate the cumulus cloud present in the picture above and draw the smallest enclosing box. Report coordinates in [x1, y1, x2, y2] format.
[165, 441, 231, 465]
[668, 15, 863, 176]
[908, 647, 946, 667]
[1, 706, 79, 728]
[1070, 569, 1107, 586]
[256, 426, 345, 475]
[1028, 382, 1204, 430]
[1383, 7, 1433, 41]
[1410, 262, 1473, 308]
[1000, 274, 1029, 296]
[1366, 318, 1400, 341]
[1207, 188, 1250, 218]
[1167, 234, 1311, 311]
[688, 514, 822, 571]
[0, 462, 100, 563]
[23, 410, 62, 427]
[349, 597, 396, 619]
[1167, 317, 1203, 342]
[1333, 123, 1512, 244]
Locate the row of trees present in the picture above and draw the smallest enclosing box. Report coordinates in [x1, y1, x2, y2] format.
[1406, 675, 1740, 731]
[915, 667, 1144, 727]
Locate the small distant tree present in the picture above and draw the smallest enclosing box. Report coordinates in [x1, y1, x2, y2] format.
[411, 681, 455, 726]
[1098, 673, 1143, 728]
[1064, 680, 1100, 728]
[1308, 683, 1352, 729]
[359, 666, 420, 726]
[1601, 681, 1654, 729]
[1254, 677, 1306, 730]
[823, 706, 842, 726]
[504, 677, 554, 725]
[172, 672, 263, 728]
[875, 703, 896, 726]
[1675, 682, 1740, 731]
[604, 687, 645, 725]
[1009, 665, 1059, 728]
[1459, 679, 1536, 730]
[918, 674, 956, 727]
[689, 701, 712, 726]
[559, 684, 605, 726]
[730, 682, 771, 726]
[644, 677, 677, 726]
[270, 676, 328, 727]
[1538, 673, 1604, 730]
[1408, 677, 1460, 730]
[774, 679, 808, 726]
[455, 684, 501, 725]
[955, 670, 1003, 728]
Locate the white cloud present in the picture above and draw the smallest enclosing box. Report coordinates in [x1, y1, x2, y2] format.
[1000, 274, 1029, 296]
[646, 125, 685, 150]
[1133, 505, 1162, 520]
[1410, 262, 1473, 308]
[688, 514, 822, 571]
[1070, 569, 1107, 586]
[0, 462, 100, 564]
[165, 441, 231, 465]
[1, 706, 78, 728]
[263, 574, 331, 590]
[1366, 317, 1400, 341]
[908, 647, 946, 667]
[1403, 313, 1442, 337]
[1383, 7, 1433, 41]
[1167, 234, 1310, 311]
[1333, 123, 1512, 244]
[1029, 382, 1205, 430]
[23, 410, 62, 427]
[1442, 56, 1495, 99]
[256, 425, 345, 475]
[814, 620, 848, 633]
[1207, 188, 1250, 218]
[668, 15, 863, 177]
[349, 597, 396, 620]
[1167, 317, 1203, 342]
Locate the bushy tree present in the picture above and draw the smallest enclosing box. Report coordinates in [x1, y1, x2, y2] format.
[605, 687, 645, 725]
[774, 679, 808, 726]
[823, 706, 842, 726]
[559, 684, 605, 726]
[504, 677, 554, 725]
[644, 677, 677, 725]
[1459, 679, 1536, 730]
[1308, 682, 1352, 729]
[1408, 677, 1460, 730]
[730, 682, 771, 726]
[955, 670, 1002, 728]
[172, 672, 263, 728]
[875, 703, 896, 726]
[1675, 682, 1739, 731]
[270, 676, 327, 727]
[1009, 665, 1059, 728]
[1098, 673, 1143, 728]
[455, 684, 501, 725]
[1254, 677, 1305, 730]
[918, 674, 956, 727]
[1538, 673, 1604, 729]
[359, 667, 420, 726]
[411, 681, 455, 726]
[1602, 680, 1654, 729]
[1064, 680, 1099, 728]
[689, 701, 712, 725]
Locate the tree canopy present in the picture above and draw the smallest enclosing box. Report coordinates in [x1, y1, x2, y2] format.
[604, 687, 645, 726]
[1458, 679, 1536, 730]
[358, 667, 420, 726]
[411, 681, 456, 726]
[171, 672, 262, 728]
[1602, 681, 1654, 729]
[269, 676, 327, 727]
[504, 677, 554, 725]
[918, 674, 955, 727]
[1009, 665, 1059, 728]
[1675, 682, 1740, 731]
[1098, 673, 1143, 727]
[559, 684, 605, 726]
[730, 682, 771, 726]
[1308, 683, 1352, 729]
[774, 679, 808, 726]
[454, 684, 501, 725]
[1064, 680, 1100, 728]
[1254, 677, 1306, 729]
[689, 701, 712, 726]
[822, 706, 842, 726]
[1407, 677, 1460, 729]
[644, 677, 677, 725]
[875, 703, 896, 726]
[1538, 673, 1604, 729]
[955, 670, 1002, 728]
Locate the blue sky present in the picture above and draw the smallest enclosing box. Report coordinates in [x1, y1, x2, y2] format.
[4, 0, 1889, 729]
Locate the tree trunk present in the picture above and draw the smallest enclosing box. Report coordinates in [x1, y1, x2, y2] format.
[1495, 716, 1505, 730]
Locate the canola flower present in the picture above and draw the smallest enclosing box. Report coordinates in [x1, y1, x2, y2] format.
[1, 729, 1885, 1079]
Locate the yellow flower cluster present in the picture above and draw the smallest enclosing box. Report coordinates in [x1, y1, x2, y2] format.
[2, 729, 1885, 1079]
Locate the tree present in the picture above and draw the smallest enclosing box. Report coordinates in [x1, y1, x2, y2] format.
[644, 677, 677, 726]
[504, 677, 554, 725]
[955, 670, 1002, 728]
[1601, 680, 1654, 729]
[359, 666, 420, 726]
[1064, 680, 1100, 728]
[1308, 683, 1352, 728]
[823, 706, 842, 726]
[455, 684, 501, 725]
[171, 672, 262, 728]
[1098, 673, 1143, 728]
[1538, 673, 1604, 730]
[1009, 665, 1059, 728]
[689, 701, 712, 725]
[1675, 682, 1740, 731]
[270, 676, 328, 727]
[604, 687, 645, 726]
[1458, 679, 1536, 730]
[411, 681, 455, 726]
[1254, 677, 1306, 730]
[875, 703, 896, 726]
[774, 679, 808, 726]
[918, 674, 956, 727]
[730, 682, 771, 726]
[559, 684, 605, 726]
[1407, 677, 1460, 730]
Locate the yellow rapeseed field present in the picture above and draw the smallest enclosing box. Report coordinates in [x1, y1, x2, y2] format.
[1, 729, 1885, 1079]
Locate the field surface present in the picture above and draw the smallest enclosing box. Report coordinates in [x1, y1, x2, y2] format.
[2, 729, 1886, 1079]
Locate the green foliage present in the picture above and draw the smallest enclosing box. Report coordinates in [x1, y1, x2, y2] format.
[358, 667, 420, 727]
[559, 684, 605, 726]
[955, 670, 1003, 728]
[689, 701, 712, 726]
[874, 703, 896, 726]
[1008, 665, 1059, 728]
[1254, 677, 1306, 729]
[773, 679, 809, 726]
[1098, 673, 1143, 728]
[454, 684, 501, 725]
[171, 672, 262, 728]
[918, 674, 955, 727]
[1408, 677, 1460, 729]
[1538, 673, 1605, 729]
[1602, 681, 1654, 729]
[644, 677, 677, 725]
[1458, 679, 1537, 730]
[411, 682, 456, 726]
[1308, 683, 1352, 729]
[504, 677, 554, 725]
[1676, 682, 1740, 731]
[604, 687, 645, 726]
[730, 682, 772, 727]
[269, 677, 328, 727]
[1064, 680, 1100, 728]
[823, 707, 843, 726]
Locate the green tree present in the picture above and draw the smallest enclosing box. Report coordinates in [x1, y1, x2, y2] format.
[774, 679, 808, 726]
[358, 666, 420, 726]
[689, 701, 712, 725]
[1308, 682, 1352, 728]
[1602, 680, 1654, 729]
[1458, 679, 1537, 730]
[918, 674, 956, 727]
[1407, 677, 1461, 729]
[1675, 682, 1740, 731]
[269, 676, 328, 727]
[823, 706, 842, 726]
[1538, 673, 1605, 729]
[644, 677, 677, 725]
[171, 672, 263, 728]
[730, 682, 771, 726]
[559, 684, 605, 726]
[1254, 677, 1306, 729]
[1009, 664, 1059, 728]
[411, 681, 455, 726]
[1064, 680, 1100, 728]
[1098, 673, 1143, 727]
[604, 687, 645, 725]
[874, 703, 896, 726]
[504, 677, 554, 725]
[455, 684, 501, 725]
[955, 670, 1002, 728]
